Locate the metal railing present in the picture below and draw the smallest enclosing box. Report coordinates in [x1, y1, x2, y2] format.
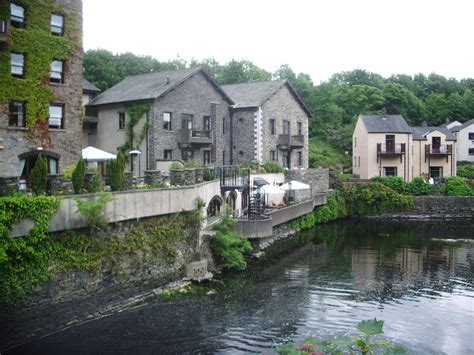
[425, 144, 452, 155]
[278, 134, 304, 147]
[377, 143, 405, 154]
[177, 129, 212, 145]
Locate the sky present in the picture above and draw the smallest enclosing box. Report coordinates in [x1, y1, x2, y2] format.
[83, 0, 474, 83]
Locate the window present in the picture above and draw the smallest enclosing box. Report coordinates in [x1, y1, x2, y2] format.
[163, 112, 172, 131]
[358, 156, 360, 167]
[383, 167, 397, 177]
[164, 149, 172, 160]
[88, 123, 97, 135]
[0, 20, 6, 34]
[297, 151, 302, 166]
[11, 52, 25, 78]
[270, 150, 276, 161]
[203, 116, 210, 131]
[181, 114, 193, 129]
[282, 152, 288, 168]
[283, 120, 290, 135]
[385, 135, 395, 152]
[297, 122, 302, 136]
[9, 101, 26, 127]
[203, 150, 210, 165]
[51, 13, 64, 35]
[270, 119, 276, 135]
[238, 151, 244, 157]
[48, 103, 64, 129]
[222, 150, 225, 165]
[10, 3, 25, 28]
[469, 132, 474, 140]
[429, 166, 443, 178]
[222, 117, 226, 134]
[50, 60, 64, 83]
[468, 148, 474, 156]
[354, 137, 357, 148]
[118, 112, 125, 130]
[182, 150, 193, 161]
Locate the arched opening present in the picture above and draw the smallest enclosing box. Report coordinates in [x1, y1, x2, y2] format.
[18, 150, 60, 179]
[207, 195, 223, 217]
[225, 190, 238, 211]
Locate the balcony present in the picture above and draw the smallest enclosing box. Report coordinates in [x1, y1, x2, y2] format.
[376, 143, 405, 162]
[425, 144, 452, 163]
[277, 134, 304, 149]
[177, 129, 212, 146]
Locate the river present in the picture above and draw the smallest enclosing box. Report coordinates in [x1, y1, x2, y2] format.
[7, 220, 474, 354]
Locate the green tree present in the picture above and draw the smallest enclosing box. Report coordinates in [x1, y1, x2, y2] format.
[30, 154, 48, 195]
[72, 157, 86, 194]
[216, 59, 271, 84]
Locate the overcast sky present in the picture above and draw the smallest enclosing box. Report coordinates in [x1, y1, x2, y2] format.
[83, 0, 474, 83]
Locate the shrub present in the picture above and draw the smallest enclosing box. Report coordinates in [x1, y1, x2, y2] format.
[183, 160, 198, 169]
[263, 161, 284, 173]
[407, 176, 434, 196]
[86, 173, 104, 193]
[370, 176, 409, 194]
[203, 168, 217, 181]
[72, 157, 86, 194]
[74, 191, 114, 234]
[457, 162, 474, 179]
[210, 206, 252, 270]
[440, 176, 473, 196]
[30, 154, 48, 195]
[344, 182, 414, 215]
[170, 161, 184, 171]
[108, 153, 125, 191]
[63, 164, 76, 181]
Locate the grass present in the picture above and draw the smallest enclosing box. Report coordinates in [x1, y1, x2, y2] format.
[308, 137, 351, 171]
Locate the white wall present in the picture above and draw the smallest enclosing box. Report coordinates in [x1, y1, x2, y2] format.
[456, 123, 474, 162]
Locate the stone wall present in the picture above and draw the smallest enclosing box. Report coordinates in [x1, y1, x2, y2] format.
[376, 196, 474, 219]
[287, 168, 330, 195]
[231, 108, 258, 165]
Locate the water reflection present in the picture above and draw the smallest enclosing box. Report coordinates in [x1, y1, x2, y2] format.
[7, 220, 474, 354]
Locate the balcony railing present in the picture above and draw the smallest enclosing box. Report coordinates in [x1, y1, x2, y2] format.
[277, 134, 304, 148]
[425, 144, 452, 155]
[377, 143, 405, 154]
[177, 129, 212, 146]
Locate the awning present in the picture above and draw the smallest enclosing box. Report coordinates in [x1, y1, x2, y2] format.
[82, 146, 116, 162]
[253, 178, 270, 187]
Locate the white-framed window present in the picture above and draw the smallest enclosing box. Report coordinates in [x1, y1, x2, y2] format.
[49, 103, 64, 129]
[11, 52, 25, 77]
[50, 60, 64, 83]
[51, 13, 64, 35]
[9, 101, 26, 127]
[163, 112, 172, 130]
[383, 166, 397, 177]
[11, 3, 25, 28]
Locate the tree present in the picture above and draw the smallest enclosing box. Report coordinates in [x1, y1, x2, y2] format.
[30, 154, 48, 195]
[383, 82, 425, 123]
[216, 59, 271, 84]
[72, 157, 86, 194]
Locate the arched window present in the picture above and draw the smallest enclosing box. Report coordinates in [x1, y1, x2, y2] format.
[225, 190, 237, 211]
[207, 195, 223, 217]
[18, 150, 60, 179]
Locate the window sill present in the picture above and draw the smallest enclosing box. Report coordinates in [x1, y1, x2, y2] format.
[50, 81, 66, 87]
[49, 128, 66, 132]
[7, 126, 27, 130]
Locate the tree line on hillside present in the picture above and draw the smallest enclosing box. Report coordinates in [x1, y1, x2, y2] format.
[84, 49, 474, 153]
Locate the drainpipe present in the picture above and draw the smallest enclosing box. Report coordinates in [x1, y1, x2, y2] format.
[229, 105, 234, 165]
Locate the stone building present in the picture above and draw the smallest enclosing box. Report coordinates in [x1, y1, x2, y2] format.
[222, 80, 311, 168]
[81, 78, 100, 148]
[0, 0, 83, 178]
[86, 67, 234, 176]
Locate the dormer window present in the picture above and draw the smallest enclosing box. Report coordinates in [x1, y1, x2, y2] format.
[50, 60, 64, 83]
[11, 3, 25, 28]
[51, 14, 64, 35]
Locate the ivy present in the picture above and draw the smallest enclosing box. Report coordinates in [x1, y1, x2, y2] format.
[0, 0, 78, 142]
[119, 103, 151, 154]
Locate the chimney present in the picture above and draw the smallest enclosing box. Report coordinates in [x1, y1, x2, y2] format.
[166, 76, 170, 84]
[445, 117, 450, 124]
[421, 120, 427, 127]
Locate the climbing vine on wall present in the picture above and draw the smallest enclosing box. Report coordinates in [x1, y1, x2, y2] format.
[0, 0, 78, 144]
[119, 103, 151, 154]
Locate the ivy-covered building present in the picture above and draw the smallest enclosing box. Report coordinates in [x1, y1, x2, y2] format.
[85, 67, 235, 175]
[0, 0, 83, 178]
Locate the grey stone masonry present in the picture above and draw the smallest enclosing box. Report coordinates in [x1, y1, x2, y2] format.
[288, 169, 330, 196]
[144, 170, 162, 185]
[232, 108, 258, 165]
[0, 0, 84, 178]
[124, 172, 133, 190]
[0, 176, 18, 196]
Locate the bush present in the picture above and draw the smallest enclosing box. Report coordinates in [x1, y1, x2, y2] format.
[407, 176, 434, 196]
[210, 207, 252, 270]
[86, 173, 104, 193]
[457, 162, 474, 179]
[30, 154, 48, 195]
[440, 176, 473, 196]
[170, 161, 184, 171]
[108, 153, 125, 191]
[74, 191, 114, 234]
[63, 164, 76, 181]
[183, 160, 198, 169]
[72, 157, 86, 194]
[263, 161, 284, 173]
[370, 176, 409, 194]
[203, 168, 217, 181]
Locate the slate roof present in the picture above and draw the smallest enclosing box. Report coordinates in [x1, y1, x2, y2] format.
[88, 67, 233, 106]
[411, 126, 457, 141]
[451, 118, 474, 132]
[360, 115, 412, 133]
[222, 80, 312, 117]
[82, 78, 101, 93]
